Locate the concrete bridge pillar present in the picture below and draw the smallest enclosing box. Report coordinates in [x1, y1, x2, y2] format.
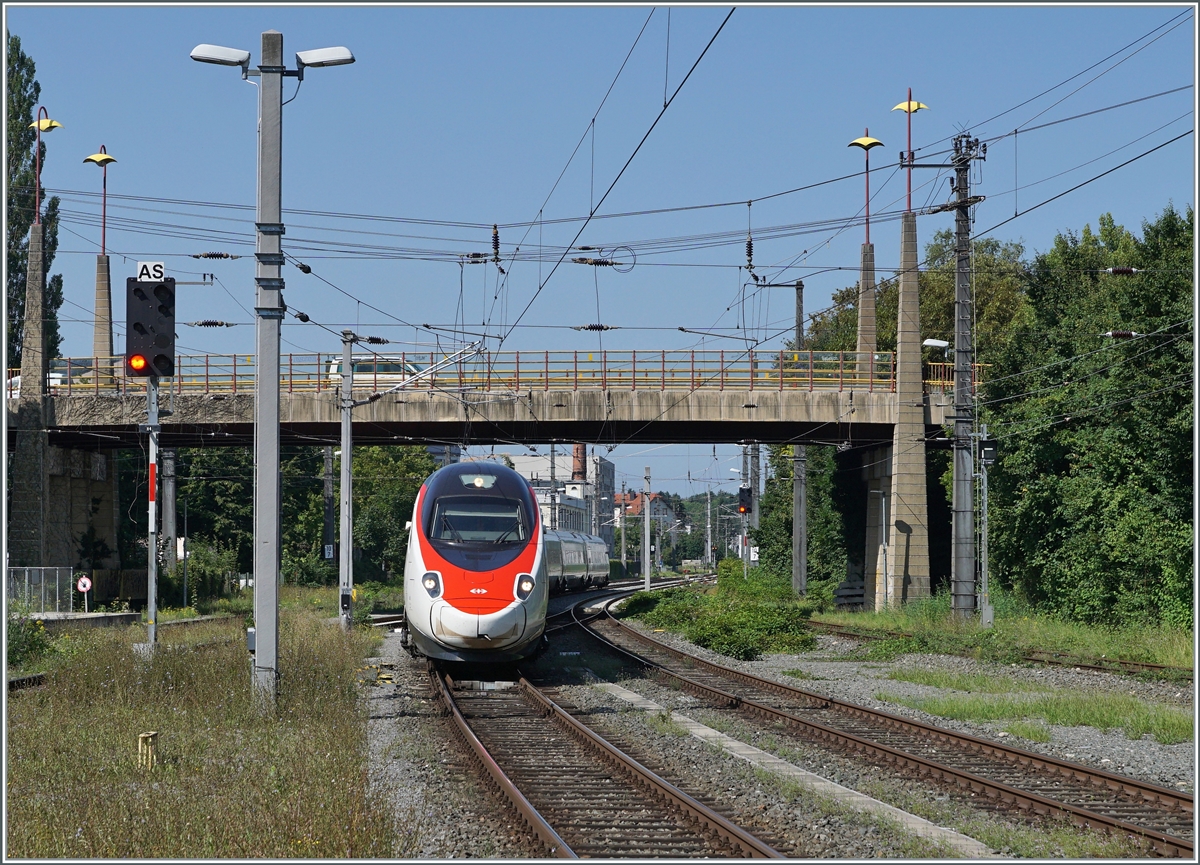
[884, 211, 930, 603]
[9, 225, 49, 566]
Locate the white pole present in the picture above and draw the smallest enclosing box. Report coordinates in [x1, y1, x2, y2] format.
[147, 375, 159, 645]
[339, 332, 355, 631]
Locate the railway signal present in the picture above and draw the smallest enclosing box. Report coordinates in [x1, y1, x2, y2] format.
[737, 486, 752, 515]
[125, 276, 175, 377]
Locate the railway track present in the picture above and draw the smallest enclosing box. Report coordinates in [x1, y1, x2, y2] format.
[806, 619, 1194, 681]
[428, 662, 783, 858]
[582, 608, 1194, 858]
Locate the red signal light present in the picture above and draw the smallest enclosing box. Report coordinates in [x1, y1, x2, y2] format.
[129, 354, 147, 372]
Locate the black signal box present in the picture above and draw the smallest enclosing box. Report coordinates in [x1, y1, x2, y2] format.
[126, 277, 176, 377]
[737, 486, 752, 514]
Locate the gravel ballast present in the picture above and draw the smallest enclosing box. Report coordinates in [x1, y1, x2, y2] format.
[615, 618, 1194, 793]
[365, 631, 543, 859]
[363, 604, 1191, 859]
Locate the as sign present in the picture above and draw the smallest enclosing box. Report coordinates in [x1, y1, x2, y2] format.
[136, 261, 166, 281]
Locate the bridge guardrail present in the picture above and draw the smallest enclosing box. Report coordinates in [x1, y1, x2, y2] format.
[5, 352, 982, 398]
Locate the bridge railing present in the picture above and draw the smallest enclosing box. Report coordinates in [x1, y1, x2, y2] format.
[6, 350, 977, 396]
[7, 351, 897, 395]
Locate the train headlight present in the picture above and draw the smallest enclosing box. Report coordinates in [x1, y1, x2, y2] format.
[422, 571, 442, 598]
[515, 574, 535, 601]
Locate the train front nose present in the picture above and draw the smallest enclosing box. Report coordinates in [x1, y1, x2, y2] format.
[430, 599, 527, 649]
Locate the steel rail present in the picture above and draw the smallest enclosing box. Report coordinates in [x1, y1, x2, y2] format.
[514, 675, 785, 859]
[586, 609, 1193, 858]
[427, 664, 577, 859]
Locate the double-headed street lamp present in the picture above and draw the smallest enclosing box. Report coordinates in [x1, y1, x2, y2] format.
[191, 31, 354, 701]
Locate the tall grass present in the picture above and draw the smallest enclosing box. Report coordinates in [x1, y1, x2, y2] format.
[6, 611, 406, 858]
[814, 587, 1193, 670]
[876, 690, 1193, 745]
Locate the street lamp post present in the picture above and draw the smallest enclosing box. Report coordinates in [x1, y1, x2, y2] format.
[191, 31, 354, 701]
[83, 146, 116, 255]
[29, 107, 62, 225]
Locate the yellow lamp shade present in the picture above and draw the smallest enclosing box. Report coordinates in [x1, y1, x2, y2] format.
[84, 153, 117, 167]
[28, 118, 62, 132]
[848, 136, 884, 150]
[891, 100, 929, 114]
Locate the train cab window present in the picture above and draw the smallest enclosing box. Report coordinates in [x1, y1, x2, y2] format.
[430, 496, 526, 544]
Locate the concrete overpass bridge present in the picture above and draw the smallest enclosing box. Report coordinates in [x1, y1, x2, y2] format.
[9, 211, 944, 612]
[8, 348, 960, 449]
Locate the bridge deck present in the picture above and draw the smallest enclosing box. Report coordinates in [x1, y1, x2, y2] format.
[7, 350, 971, 449]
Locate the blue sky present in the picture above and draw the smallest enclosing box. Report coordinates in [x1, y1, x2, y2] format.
[7, 4, 1195, 496]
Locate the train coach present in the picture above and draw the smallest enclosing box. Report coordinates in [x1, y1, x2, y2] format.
[401, 461, 609, 663]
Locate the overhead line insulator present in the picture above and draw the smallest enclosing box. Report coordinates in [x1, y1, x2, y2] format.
[1106, 266, 1140, 275]
[191, 252, 240, 259]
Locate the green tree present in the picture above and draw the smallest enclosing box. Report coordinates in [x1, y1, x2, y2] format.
[177, 446, 255, 574]
[350, 446, 438, 582]
[7, 30, 64, 369]
[983, 207, 1193, 628]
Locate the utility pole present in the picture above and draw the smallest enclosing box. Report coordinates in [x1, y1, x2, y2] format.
[252, 31, 285, 698]
[949, 134, 986, 620]
[549, 443, 558, 530]
[591, 452, 600, 537]
[161, 447, 177, 573]
[323, 446, 334, 562]
[642, 466, 651, 590]
[976, 425, 996, 627]
[620, 480, 627, 575]
[181, 496, 189, 608]
[793, 280, 807, 596]
[339, 331, 355, 631]
[705, 487, 712, 569]
[741, 446, 750, 570]
[750, 444, 760, 530]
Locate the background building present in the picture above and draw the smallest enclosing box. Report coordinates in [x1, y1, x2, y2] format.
[504, 445, 615, 556]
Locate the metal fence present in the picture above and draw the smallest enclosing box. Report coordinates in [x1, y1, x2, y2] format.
[7, 567, 76, 614]
[6, 352, 985, 397]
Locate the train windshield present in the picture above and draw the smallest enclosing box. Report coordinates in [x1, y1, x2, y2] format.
[430, 496, 526, 544]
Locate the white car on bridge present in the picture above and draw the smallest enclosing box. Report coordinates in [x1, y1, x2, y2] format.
[326, 355, 428, 391]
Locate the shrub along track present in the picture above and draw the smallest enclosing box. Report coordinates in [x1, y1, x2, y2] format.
[427, 661, 783, 859]
[582, 608, 1194, 858]
[805, 620, 1194, 681]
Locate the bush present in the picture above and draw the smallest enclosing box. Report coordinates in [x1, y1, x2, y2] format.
[621, 572, 816, 661]
[6, 601, 51, 670]
[282, 550, 336, 587]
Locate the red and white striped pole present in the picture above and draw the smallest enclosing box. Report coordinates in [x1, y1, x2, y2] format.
[146, 376, 160, 645]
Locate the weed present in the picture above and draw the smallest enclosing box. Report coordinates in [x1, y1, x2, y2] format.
[813, 587, 1192, 671]
[6, 608, 403, 857]
[6, 601, 52, 670]
[646, 710, 689, 738]
[782, 669, 821, 681]
[620, 563, 816, 661]
[885, 668, 1043, 693]
[1002, 720, 1052, 743]
[875, 690, 1192, 745]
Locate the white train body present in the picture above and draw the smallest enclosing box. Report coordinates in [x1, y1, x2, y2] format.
[402, 462, 608, 663]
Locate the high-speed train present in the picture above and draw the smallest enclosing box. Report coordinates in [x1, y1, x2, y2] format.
[401, 461, 610, 662]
